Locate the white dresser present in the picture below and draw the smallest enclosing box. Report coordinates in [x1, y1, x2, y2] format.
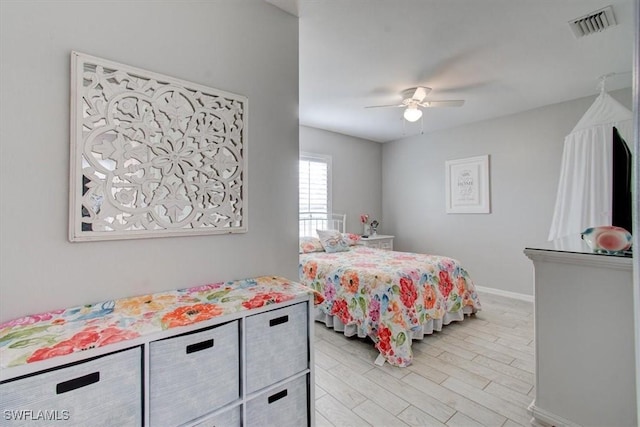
[0, 278, 315, 427]
[524, 242, 636, 427]
[359, 234, 394, 250]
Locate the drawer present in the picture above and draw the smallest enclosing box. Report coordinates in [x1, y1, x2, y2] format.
[0, 347, 142, 427]
[149, 321, 240, 427]
[191, 406, 241, 427]
[380, 241, 393, 250]
[245, 302, 308, 393]
[245, 375, 309, 427]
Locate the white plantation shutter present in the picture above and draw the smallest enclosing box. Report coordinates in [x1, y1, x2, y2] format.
[299, 153, 332, 236]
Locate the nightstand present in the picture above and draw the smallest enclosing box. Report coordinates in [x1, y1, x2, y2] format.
[358, 234, 394, 251]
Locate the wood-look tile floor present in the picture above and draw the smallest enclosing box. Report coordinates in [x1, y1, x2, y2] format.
[313, 292, 534, 427]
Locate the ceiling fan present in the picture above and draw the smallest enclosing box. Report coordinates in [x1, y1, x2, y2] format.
[365, 87, 465, 122]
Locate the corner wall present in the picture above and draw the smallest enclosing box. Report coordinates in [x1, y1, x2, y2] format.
[382, 89, 632, 296]
[300, 126, 383, 234]
[0, 1, 299, 322]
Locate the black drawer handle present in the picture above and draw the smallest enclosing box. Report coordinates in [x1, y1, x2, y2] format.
[269, 315, 289, 327]
[56, 372, 100, 394]
[186, 339, 214, 354]
[268, 389, 288, 404]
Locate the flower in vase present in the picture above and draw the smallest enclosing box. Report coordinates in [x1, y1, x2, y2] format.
[360, 214, 369, 224]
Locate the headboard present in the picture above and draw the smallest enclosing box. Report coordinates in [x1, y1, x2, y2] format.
[299, 212, 346, 236]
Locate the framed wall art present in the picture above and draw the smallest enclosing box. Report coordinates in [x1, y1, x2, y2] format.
[445, 155, 491, 214]
[69, 51, 248, 241]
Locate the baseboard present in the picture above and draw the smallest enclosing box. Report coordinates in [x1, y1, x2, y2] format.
[528, 401, 581, 427]
[475, 285, 534, 302]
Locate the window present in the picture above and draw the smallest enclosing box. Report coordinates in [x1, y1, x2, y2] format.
[299, 153, 331, 236]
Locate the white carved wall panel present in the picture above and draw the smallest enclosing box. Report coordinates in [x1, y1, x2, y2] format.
[69, 52, 247, 241]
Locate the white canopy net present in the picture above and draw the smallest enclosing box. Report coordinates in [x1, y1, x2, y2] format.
[548, 89, 633, 241]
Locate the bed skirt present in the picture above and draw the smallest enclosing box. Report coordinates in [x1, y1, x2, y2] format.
[314, 306, 476, 341]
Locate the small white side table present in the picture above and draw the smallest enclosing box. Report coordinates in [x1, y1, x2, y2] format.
[358, 235, 394, 251]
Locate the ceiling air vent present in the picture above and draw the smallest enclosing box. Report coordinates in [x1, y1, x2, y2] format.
[569, 5, 617, 38]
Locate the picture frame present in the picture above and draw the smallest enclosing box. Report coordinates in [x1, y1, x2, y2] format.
[445, 155, 491, 214]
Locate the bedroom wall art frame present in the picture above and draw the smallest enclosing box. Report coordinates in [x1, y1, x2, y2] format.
[69, 51, 248, 242]
[445, 155, 491, 214]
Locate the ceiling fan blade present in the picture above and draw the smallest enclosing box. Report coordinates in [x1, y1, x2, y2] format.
[412, 86, 431, 102]
[421, 100, 465, 108]
[364, 104, 404, 109]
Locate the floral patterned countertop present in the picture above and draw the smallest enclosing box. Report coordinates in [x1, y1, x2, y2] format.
[0, 276, 321, 369]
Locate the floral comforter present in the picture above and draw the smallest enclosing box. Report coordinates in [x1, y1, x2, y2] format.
[0, 276, 320, 369]
[299, 246, 481, 367]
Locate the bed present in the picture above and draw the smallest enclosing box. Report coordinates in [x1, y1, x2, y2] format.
[298, 213, 481, 367]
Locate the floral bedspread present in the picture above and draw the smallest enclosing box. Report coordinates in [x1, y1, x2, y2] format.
[0, 276, 321, 369]
[299, 246, 481, 367]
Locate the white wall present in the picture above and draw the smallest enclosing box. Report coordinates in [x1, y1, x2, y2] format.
[382, 89, 632, 296]
[300, 126, 383, 234]
[0, 1, 299, 322]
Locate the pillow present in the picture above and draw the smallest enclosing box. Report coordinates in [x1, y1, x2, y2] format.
[317, 229, 349, 253]
[299, 236, 324, 254]
[342, 233, 361, 246]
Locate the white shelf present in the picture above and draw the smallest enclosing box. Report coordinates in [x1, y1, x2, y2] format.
[0, 293, 315, 427]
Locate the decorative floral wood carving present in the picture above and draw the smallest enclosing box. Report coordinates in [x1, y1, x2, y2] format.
[69, 52, 247, 241]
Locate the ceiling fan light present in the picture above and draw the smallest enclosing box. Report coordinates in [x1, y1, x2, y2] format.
[404, 107, 422, 122]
